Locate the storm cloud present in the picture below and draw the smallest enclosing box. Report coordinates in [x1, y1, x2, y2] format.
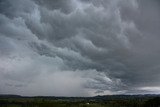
[0, 0, 160, 96]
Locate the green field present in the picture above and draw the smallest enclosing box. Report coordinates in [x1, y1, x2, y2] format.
[0, 95, 160, 107]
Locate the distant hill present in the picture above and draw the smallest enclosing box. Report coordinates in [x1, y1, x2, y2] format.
[0, 94, 22, 98]
[0, 94, 160, 100]
[0, 94, 160, 107]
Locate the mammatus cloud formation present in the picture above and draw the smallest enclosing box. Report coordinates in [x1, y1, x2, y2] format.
[0, 0, 160, 96]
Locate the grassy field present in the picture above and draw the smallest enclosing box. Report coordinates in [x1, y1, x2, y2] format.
[0, 95, 160, 107]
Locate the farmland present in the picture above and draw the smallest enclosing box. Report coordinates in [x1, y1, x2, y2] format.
[0, 95, 160, 107]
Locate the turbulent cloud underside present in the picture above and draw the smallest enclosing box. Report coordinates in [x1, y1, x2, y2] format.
[0, 0, 160, 96]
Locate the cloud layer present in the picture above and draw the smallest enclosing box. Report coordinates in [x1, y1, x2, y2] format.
[0, 0, 160, 96]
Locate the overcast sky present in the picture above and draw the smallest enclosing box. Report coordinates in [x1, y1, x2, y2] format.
[0, 0, 160, 96]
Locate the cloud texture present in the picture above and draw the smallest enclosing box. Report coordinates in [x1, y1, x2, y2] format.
[0, 0, 160, 96]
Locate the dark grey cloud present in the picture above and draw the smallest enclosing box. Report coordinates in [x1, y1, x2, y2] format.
[34, 0, 74, 14]
[0, 0, 160, 96]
